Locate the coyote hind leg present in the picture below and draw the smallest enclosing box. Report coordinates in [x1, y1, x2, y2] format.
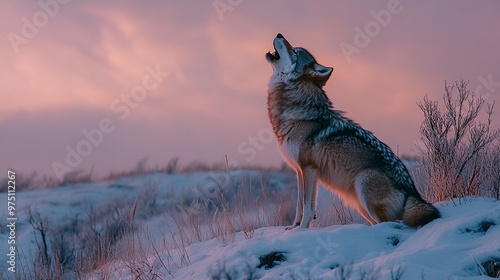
[354, 170, 404, 225]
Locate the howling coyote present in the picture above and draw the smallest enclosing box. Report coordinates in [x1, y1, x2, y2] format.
[266, 33, 440, 229]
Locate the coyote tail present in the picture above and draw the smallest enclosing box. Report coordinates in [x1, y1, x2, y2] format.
[403, 196, 441, 228]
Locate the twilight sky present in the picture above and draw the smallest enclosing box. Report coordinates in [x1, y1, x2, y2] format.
[1, 0, 499, 179]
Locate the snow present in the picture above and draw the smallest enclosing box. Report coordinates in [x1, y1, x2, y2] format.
[1, 171, 499, 279]
[169, 198, 499, 279]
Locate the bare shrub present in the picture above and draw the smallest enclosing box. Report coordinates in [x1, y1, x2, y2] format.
[28, 209, 53, 279]
[179, 161, 214, 173]
[165, 156, 180, 174]
[417, 80, 500, 202]
[0, 168, 93, 192]
[105, 157, 152, 180]
[482, 143, 500, 200]
[15, 170, 300, 278]
[60, 168, 94, 186]
[24, 197, 138, 279]
[0, 171, 59, 192]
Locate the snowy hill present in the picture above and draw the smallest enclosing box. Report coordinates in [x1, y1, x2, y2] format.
[1, 171, 499, 279]
[98, 198, 499, 279]
[171, 199, 500, 279]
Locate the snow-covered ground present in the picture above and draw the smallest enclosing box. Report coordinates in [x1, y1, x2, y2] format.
[171, 198, 500, 279]
[1, 170, 499, 279]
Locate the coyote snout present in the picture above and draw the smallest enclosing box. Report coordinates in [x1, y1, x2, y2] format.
[266, 33, 440, 229]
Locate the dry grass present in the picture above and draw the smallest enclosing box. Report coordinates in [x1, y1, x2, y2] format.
[4, 170, 300, 279]
[3, 122, 497, 278]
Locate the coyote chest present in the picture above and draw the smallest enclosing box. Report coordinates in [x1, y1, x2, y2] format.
[278, 137, 300, 169]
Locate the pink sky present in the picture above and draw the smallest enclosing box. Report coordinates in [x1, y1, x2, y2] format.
[1, 1, 499, 178]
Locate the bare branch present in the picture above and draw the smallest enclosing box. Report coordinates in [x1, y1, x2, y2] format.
[417, 80, 500, 202]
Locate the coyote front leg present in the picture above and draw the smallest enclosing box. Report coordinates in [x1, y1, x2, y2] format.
[286, 169, 304, 230]
[300, 166, 318, 228]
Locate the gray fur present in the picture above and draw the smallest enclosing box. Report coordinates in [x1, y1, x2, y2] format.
[266, 34, 440, 229]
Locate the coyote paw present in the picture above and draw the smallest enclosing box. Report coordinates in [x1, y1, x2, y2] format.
[285, 223, 300, 231]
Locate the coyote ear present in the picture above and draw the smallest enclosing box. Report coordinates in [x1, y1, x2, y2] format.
[312, 63, 333, 86]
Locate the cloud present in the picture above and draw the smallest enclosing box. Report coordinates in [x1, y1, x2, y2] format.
[1, 0, 499, 177]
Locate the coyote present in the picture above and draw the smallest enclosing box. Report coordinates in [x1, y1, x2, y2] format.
[266, 33, 440, 229]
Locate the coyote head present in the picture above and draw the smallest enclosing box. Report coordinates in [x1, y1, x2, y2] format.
[266, 33, 333, 87]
